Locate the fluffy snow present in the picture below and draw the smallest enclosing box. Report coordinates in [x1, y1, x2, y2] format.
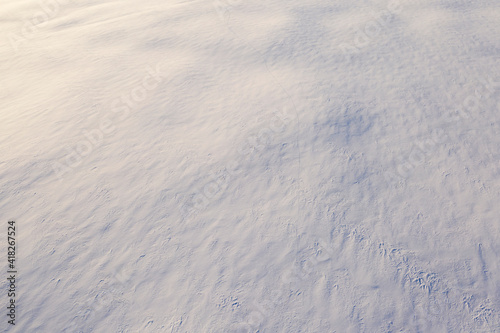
[1, 0, 499, 332]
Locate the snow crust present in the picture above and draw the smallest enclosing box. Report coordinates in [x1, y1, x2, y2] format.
[1, 0, 499, 331]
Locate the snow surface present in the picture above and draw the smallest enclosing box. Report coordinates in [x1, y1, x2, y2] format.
[1, 0, 500, 332]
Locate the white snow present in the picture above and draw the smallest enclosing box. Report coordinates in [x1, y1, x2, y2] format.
[1, 0, 499, 332]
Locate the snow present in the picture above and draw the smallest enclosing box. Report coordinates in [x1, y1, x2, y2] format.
[1, 0, 499, 332]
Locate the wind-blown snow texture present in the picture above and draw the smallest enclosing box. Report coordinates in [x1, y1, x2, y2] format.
[1, 0, 499, 332]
